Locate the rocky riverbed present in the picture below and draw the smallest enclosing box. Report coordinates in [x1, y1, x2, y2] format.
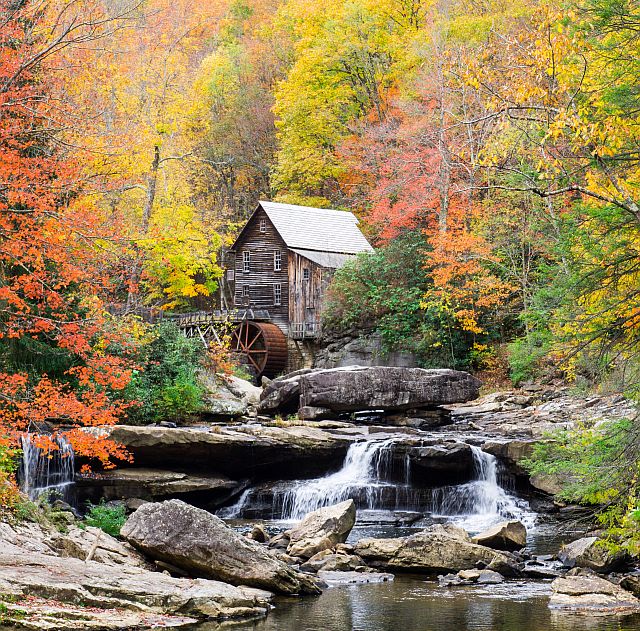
[6, 366, 640, 629]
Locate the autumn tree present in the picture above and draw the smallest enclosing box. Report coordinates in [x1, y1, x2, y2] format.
[0, 0, 139, 470]
[462, 0, 640, 382]
[62, 0, 229, 311]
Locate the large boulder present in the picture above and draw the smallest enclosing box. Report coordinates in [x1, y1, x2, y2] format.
[121, 500, 321, 595]
[299, 367, 481, 418]
[287, 500, 356, 559]
[354, 524, 518, 575]
[558, 537, 628, 573]
[550, 573, 640, 613]
[259, 369, 312, 414]
[472, 521, 527, 552]
[199, 371, 255, 417]
[258, 366, 480, 418]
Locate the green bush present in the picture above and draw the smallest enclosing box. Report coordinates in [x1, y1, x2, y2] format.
[523, 418, 640, 553]
[125, 321, 205, 423]
[508, 330, 552, 386]
[322, 230, 483, 369]
[83, 501, 126, 537]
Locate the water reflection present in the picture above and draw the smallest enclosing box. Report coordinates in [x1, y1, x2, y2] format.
[189, 579, 640, 631]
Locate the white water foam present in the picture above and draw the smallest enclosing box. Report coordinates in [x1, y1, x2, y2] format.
[430, 446, 536, 534]
[218, 437, 536, 536]
[279, 437, 406, 520]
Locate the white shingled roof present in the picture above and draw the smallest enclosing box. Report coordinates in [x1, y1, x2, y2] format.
[259, 201, 373, 255]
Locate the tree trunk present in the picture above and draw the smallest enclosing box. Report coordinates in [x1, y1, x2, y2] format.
[126, 145, 160, 311]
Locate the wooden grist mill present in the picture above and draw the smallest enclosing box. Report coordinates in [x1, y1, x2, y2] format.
[131, 201, 373, 379]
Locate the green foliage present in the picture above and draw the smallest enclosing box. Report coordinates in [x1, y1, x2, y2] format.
[508, 330, 553, 385]
[323, 230, 483, 368]
[83, 501, 127, 538]
[126, 321, 205, 423]
[524, 418, 640, 552]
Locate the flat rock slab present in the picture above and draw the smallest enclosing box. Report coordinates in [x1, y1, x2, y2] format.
[76, 468, 241, 501]
[98, 425, 352, 477]
[550, 575, 640, 613]
[0, 544, 271, 621]
[122, 499, 321, 595]
[1, 598, 198, 630]
[317, 571, 394, 585]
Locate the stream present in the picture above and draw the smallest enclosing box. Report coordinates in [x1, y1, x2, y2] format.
[17, 431, 640, 630]
[213, 435, 640, 631]
[191, 578, 640, 631]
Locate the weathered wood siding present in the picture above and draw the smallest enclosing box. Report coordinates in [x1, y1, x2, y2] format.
[232, 208, 290, 333]
[288, 252, 332, 331]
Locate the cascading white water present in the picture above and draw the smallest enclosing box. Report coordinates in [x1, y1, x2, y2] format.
[278, 437, 404, 520]
[217, 438, 536, 535]
[218, 488, 252, 518]
[19, 434, 75, 502]
[430, 446, 535, 534]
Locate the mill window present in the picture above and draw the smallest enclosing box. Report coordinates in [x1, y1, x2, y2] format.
[303, 268, 310, 280]
[259, 218, 267, 233]
[274, 250, 282, 271]
[242, 285, 250, 298]
[243, 251, 250, 273]
[274, 283, 282, 306]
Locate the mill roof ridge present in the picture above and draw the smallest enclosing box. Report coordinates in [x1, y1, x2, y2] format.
[257, 200, 373, 255]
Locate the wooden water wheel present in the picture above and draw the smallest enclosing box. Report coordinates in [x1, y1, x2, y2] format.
[230, 321, 288, 377]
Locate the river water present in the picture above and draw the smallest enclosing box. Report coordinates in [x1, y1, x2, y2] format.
[191, 578, 640, 631]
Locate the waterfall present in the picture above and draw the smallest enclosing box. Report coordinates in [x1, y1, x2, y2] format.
[217, 439, 535, 534]
[430, 446, 535, 533]
[276, 437, 413, 520]
[219, 436, 410, 521]
[19, 434, 75, 502]
[218, 489, 252, 518]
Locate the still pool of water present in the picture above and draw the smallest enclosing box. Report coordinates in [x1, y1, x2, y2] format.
[186, 578, 640, 631]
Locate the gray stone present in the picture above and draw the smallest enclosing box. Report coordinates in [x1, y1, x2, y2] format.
[354, 524, 517, 575]
[76, 468, 241, 502]
[299, 367, 481, 415]
[98, 424, 351, 478]
[550, 575, 640, 613]
[287, 500, 356, 559]
[0, 543, 271, 624]
[620, 575, 640, 598]
[258, 371, 309, 414]
[530, 472, 572, 495]
[300, 550, 365, 573]
[121, 500, 320, 595]
[558, 537, 627, 573]
[199, 371, 250, 417]
[472, 520, 527, 551]
[443, 568, 504, 585]
[46, 525, 151, 568]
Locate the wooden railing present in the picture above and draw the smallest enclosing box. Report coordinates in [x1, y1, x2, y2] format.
[290, 321, 319, 340]
[106, 306, 271, 326]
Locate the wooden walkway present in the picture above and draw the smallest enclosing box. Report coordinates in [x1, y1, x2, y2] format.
[107, 306, 272, 345]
